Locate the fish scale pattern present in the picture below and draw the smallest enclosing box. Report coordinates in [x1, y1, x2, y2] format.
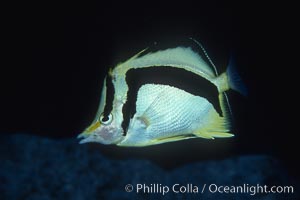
[134, 84, 211, 138]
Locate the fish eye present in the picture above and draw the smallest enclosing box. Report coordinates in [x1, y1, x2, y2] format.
[99, 113, 113, 125]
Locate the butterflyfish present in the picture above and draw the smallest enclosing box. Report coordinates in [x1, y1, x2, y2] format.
[77, 40, 246, 147]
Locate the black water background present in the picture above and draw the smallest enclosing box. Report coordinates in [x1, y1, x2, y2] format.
[2, 1, 298, 177]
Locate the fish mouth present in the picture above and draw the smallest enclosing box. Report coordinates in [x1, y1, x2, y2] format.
[77, 132, 91, 144]
[77, 132, 112, 145]
[78, 135, 93, 144]
[77, 121, 101, 142]
[77, 132, 88, 139]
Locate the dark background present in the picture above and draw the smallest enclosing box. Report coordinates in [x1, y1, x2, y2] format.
[2, 1, 298, 176]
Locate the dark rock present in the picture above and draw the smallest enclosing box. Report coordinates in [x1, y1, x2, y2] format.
[0, 134, 299, 200]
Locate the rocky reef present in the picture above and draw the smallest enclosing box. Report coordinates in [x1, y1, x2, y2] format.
[1, 134, 299, 200]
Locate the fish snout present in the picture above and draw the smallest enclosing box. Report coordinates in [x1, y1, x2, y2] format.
[78, 124, 122, 145]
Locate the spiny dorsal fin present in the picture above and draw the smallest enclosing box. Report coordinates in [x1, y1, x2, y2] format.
[120, 48, 148, 66]
[189, 37, 219, 76]
[115, 46, 216, 78]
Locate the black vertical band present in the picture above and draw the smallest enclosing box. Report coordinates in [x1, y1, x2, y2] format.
[103, 75, 115, 121]
[121, 66, 222, 136]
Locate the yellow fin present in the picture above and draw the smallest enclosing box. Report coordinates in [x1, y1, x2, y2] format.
[194, 129, 233, 140]
[193, 105, 233, 139]
[147, 135, 196, 146]
[194, 132, 215, 139]
[219, 93, 232, 129]
[117, 134, 196, 147]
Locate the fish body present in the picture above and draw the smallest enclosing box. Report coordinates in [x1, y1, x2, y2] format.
[78, 43, 246, 147]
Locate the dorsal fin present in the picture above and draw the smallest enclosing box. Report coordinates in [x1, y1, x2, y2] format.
[189, 38, 235, 119]
[115, 46, 216, 78]
[189, 37, 219, 76]
[119, 48, 148, 66]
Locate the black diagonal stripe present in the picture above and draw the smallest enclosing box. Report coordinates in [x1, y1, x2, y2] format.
[121, 66, 222, 135]
[102, 74, 115, 121]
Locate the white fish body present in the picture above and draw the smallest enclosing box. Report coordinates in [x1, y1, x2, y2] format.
[119, 84, 218, 146]
[78, 44, 246, 147]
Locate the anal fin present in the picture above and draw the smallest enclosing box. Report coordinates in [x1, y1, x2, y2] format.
[148, 134, 196, 145]
[195, 131, 234, 139]
[194, 129, 234, 140]
[194, 131, 215, 139]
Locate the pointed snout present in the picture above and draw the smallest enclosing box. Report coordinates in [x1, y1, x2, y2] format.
[77, 121, 101, 142]
[78, 136, 95, 144]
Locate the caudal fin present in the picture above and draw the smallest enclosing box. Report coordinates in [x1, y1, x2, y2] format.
[226, 55, 247, 96]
